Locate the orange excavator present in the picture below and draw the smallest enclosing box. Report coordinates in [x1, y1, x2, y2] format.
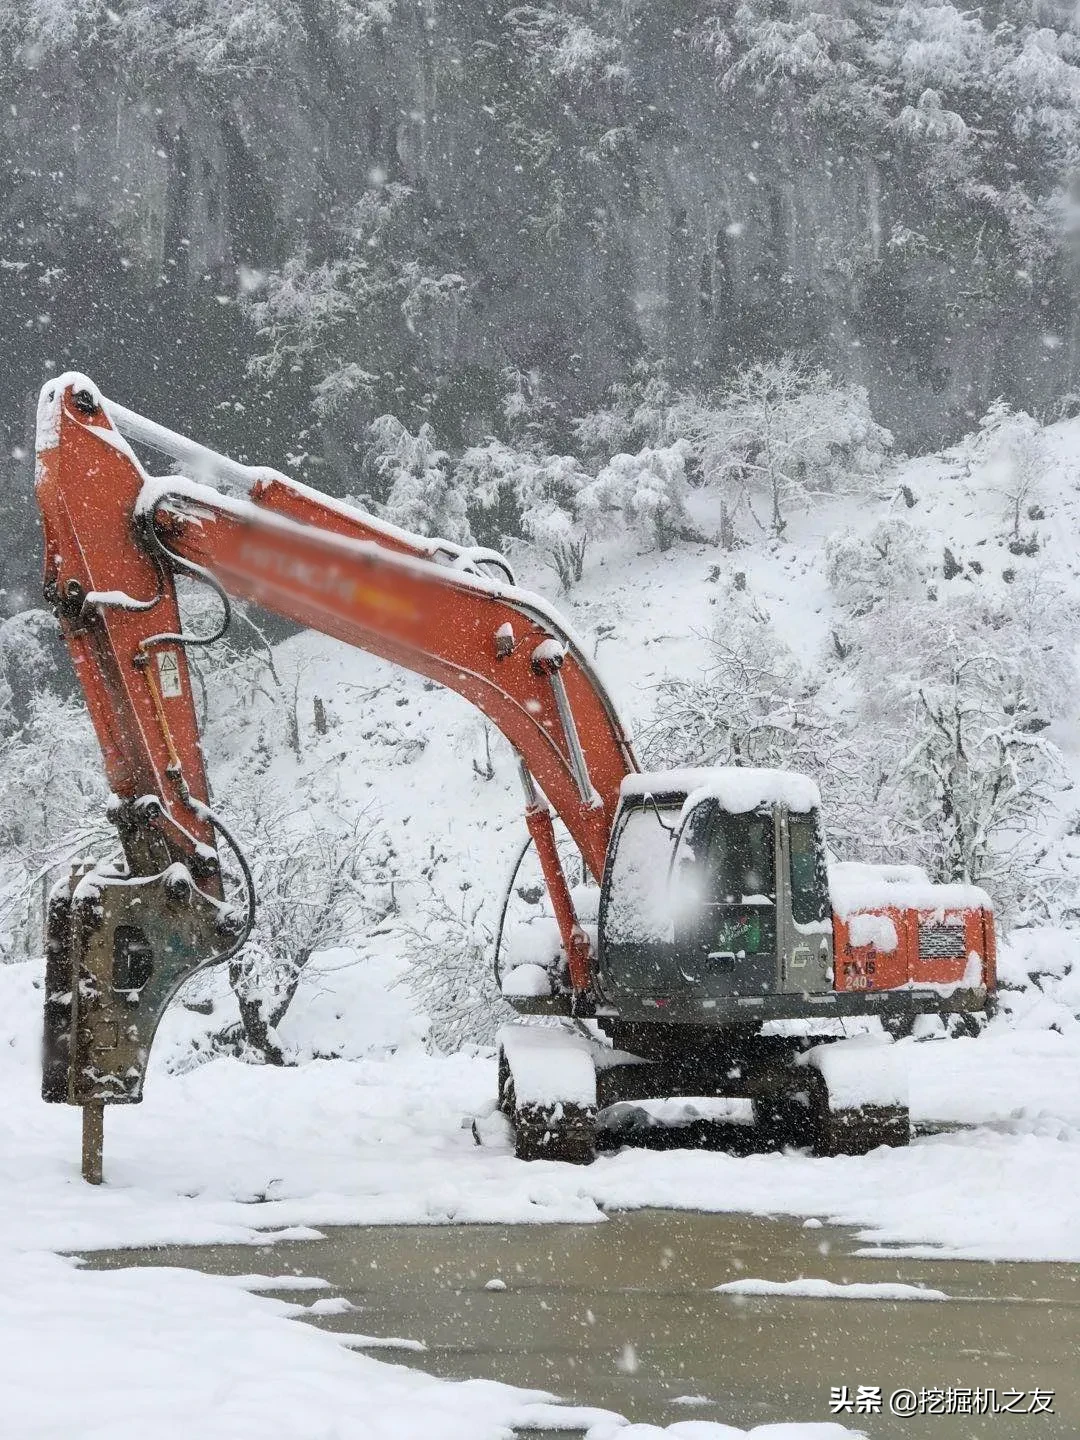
[34, 374, 996, 1181]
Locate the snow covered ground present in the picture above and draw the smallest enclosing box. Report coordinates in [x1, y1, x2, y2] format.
[2, 943, 1080, 1437]
[6, 417, 1080, 1436]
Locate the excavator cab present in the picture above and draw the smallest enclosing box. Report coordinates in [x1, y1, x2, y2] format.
[596, 770, 833, 1023]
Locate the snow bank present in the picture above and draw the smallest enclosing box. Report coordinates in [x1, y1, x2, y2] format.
[995, 928, 1080, 1035]
[714, 1278, 947, 1302]
[1, 1250, 584, 1440]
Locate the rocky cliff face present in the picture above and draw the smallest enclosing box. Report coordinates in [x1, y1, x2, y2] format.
[0, 2, 1077, 606]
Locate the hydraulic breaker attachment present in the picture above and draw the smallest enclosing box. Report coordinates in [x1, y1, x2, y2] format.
[42, 857, 242, 1182]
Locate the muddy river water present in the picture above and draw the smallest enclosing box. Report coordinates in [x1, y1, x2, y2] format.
[86, 1209, 1078, 1437]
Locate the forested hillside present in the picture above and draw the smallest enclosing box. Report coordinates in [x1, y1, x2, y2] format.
[1, 0, 1080, 612]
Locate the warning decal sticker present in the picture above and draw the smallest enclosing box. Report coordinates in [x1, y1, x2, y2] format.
[156, 650, 183, 699]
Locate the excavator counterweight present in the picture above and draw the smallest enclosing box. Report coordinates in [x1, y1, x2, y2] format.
[32, 375, 996, 1180]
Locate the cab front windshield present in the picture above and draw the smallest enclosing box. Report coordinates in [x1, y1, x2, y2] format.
[672, 804, 776, 955]
[603, 802, 682, 945]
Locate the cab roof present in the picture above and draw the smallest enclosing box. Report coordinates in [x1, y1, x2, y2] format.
[621, 767, 821, 815]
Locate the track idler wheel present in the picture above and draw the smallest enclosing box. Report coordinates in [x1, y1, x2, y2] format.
[752, 1070, 824, 1152]
[804, 1039, 910, 1156]
[511, 1099, 596, 1164]
[813, 1097, 911, 1156]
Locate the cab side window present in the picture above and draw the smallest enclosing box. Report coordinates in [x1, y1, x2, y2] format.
[709, 810, 775, 904]
[788, 813, 830, 925]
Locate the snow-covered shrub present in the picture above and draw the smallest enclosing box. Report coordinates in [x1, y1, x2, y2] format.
[964, 401, 1047, 548]
[400, 888, 512, 1053]
[672, 360, 893, 535]
[0, 691, 111, 963]
[894, 87, 968, 147]
[370, 415, 472, 543]
[578, 442, 691, 552]
[824, 517, 927, 616]
[457, 440, 591, 587]
[225, 807, 393, 1062]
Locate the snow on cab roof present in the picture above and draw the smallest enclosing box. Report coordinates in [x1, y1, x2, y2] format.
[828, 860, 992, 918]
[622, 767, 821, 814]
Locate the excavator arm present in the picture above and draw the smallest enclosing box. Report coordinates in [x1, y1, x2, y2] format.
[34, 375, 637, 1174]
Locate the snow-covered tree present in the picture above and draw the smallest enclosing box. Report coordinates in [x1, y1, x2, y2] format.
[370, 415, 471, 543]
[507, 3, 632, 94]
[643, 589, 830, 773]
[225, 810, 391, 1062]
[642, 584, 877, 852]
[824, 517, 927, 617]
[0, 609, 70, 733]
[574, 360, 676, 460]
[456, 440, 591, 586]
[400, 886, 512, 1052]
[700, 1, 1080, 273]
[577, 442, 691, 552]
[0, 691, 110, 962]
[249, 184, 467, 475]
[673, 361, 892, 535]
[501, 367, 560, 450]
[964, 400, 1047, 550]
[176, 581, 305, 760]
[848, 577, 1075, 912]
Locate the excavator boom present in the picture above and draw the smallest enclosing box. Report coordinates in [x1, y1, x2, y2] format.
[34, 374, 639, 1174]
[38, 376, 636, 869]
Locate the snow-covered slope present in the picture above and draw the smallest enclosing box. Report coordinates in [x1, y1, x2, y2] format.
[187, 410, 1080, 1050]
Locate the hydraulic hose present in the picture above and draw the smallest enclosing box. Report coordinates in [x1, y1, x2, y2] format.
[492, 830, 536, 990]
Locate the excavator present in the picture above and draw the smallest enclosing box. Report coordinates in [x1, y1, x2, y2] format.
[33, 373, 997, 1182]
